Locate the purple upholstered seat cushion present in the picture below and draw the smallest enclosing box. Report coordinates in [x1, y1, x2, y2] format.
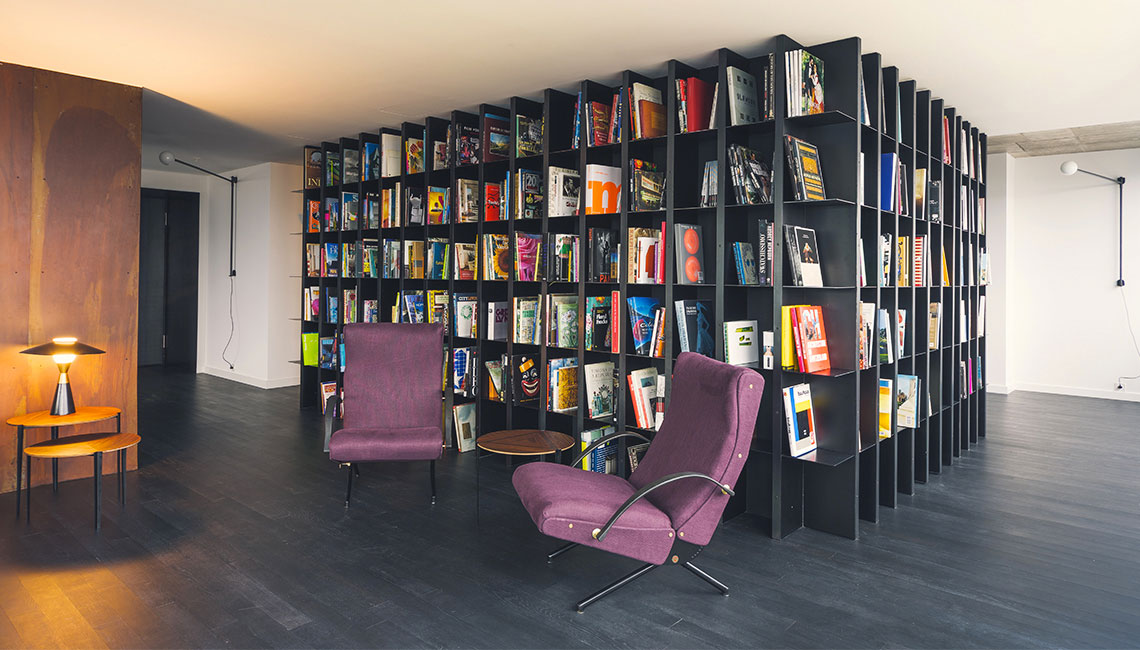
[512, 462, 676, 565]
[628, 352, 764, 548]
[328, 426, 443, 462]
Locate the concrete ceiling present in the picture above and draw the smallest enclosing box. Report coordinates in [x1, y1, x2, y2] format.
[2, 0, 1137, 173]
[987, 121, 1140, 157]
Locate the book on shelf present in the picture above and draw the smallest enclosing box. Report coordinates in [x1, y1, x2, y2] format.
[406, 186, 425, 225]
[881, 153, 899, 212]
[857, 238, 867, 287]
[626, 296, 660, 356]
[363, 300, 378, 323]
[628, 441, 651, 472]
[858, 302, 875, 370]
[914, 168, 927, 219]
[784, 135, 826, 201]
[303, 146, 322, 188]
[677, 75, 715, 133]
[629, 82, 663, 140]
[320, 381, 338, 414]
[323, 197, 340, 231]
[913, 235, 927, 287]
[675, 299, 714, 358]
[363, 193, 380, 229]
[580, 426, 617, 474]
[399, 291, 425, 323]
[588, 228, 617, 282]
[513, 115, 543, 158]
[726, 65, 759, 125]
[453, 402, 476, 452]
[341, 242, 358, 277]
[896, 236, 910, 286]
[547, 294, 579, 348]
[302, 287, 318, 321]
[343, 149, 360, 184]
[723, 320, 758, 368]
[927, 179, 942, 223]
[457, 179, 479, 223]
[897, 374, 919, 428]
[514, 232, 542, 281]
[792, 305, 830, 374]
[898, 162, 909, 216]
[630, 158, 664, 211]
[323, 242, 339, 277]
[301, 332, 318, 366]
[784, 224, 824, 287]
[507, 354, 540, 405]
[585, 164, 621, 215]
[583, 295, 613, 352]
[978, 296, 986, 337]
[325, 150, 341, 186]
[483, 181, 502, 221]
[858, 75, 870, 126]
[382, 240, 400, 279]
[453, 347, 477, 397]
[878, 378, 893, 439]
[548, 356, 578, 414]
[427, 289, 449, 330]
[928, 302, 942, 350]
[340, 192, 359, 231]
[626, 227, 660, 284]
[405, 137, 424, 174]
[482, 113, 509, 162]
[452, 294, 478, 338]
[403, 241, 424, 279]
[784, 49, 825, 117]
[483, 359, 504, 403]
[627, 367, 659, 430]
[674, 223, 705, 284]
[305, 243, 320, 277]
[732, 242, 758, 285]
[342, 289, 358, 324]
[782, 383, 817, 457]
[456, 123, 478, 164]
[699, 160, 717, 207]
[513, 296, 541, 345]
[761, 330, 775, 370]
[587, 99, 610, 146]
[509, 169, 541, 219]
[547, 233, 579, 282]
[896, 309, 907, 355]
[960, 299, 968, 343]
[877, 308, 894, 363]
[584, 361, 615, 419]
[307, 200, 320, 233]
[429, 136, 447, 172]
[727, 144, 773, 205]
[485, 301, 509, 341]
[427, 186, 450, 224]
[533, 167, 570, 218]
[482, 233, 509, 280]
[880, 233, 892, 286]
[319, 336, 337, 369]
[380, 133, 401, 177]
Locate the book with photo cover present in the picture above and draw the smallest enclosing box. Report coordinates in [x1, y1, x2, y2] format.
[783, 225, 823, 287]
[674, 223, 705, 284]
[511, 354, 540, 405]
[674, 299, 714, 358]
[784, 135, 826, 201]
[457, 124, 480, 165]
[304, 146, 322, 188]
[405, 137, 424, 174]
[343, 149, 360, 184]
[484, 113, 510, 162]
[516, 115, 543, 157]
[897, 374, 920, 428]
[453, 402, 476, 452]
[584, 361, 615, 418]
[626, 296, 660, 355]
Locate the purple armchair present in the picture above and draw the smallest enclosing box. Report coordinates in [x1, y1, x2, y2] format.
[323, 323, 445, 507]
[512, 352, 764, 612]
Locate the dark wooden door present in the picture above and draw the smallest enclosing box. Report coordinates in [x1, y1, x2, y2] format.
[138, 188, 199, 368]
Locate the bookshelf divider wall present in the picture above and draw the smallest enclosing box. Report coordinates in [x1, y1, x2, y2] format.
[298, 33, 989, 541]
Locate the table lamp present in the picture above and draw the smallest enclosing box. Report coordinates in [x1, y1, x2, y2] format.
[21, 337, 105, 416]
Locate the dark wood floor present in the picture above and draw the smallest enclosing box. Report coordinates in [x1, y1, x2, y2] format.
[1, 369, 1138, 649]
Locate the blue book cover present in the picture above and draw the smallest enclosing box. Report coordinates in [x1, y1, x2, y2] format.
[626, 296, 660, 355]
[363, 142, 379, 181]
[880, 153, 898, 211]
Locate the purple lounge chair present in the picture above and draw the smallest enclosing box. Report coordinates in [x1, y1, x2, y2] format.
[323, 323, 445, 507]
[512, 352, 764, 612]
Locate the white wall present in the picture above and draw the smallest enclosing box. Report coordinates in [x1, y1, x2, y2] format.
[142, 162, 301, 389]
[988, 149, 1140, 401]
[984, 154, 1014, 394]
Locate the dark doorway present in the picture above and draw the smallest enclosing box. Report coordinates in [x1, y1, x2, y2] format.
[139, 188, 199, 368]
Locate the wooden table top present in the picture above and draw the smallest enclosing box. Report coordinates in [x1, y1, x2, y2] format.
[23, 432, 140, 459]
[477, 429, 575, 456]
[7, 406, 121, 428]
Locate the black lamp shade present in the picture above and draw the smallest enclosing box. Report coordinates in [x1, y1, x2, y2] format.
[21, 339, 105, 356]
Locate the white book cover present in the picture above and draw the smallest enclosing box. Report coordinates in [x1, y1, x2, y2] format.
[548, 166, 580, 217]
[978, 296, 986, 337]
[628, 367, 657, 429]
[585, 164, 621, 214]
[487, 301, 509, 341]
[630, 82, 663, 139]
[635, 236, 658, 284]
[793, 226, 824, 287]
[960, 299, 968, 343]
[455, 296, 477, 338]
[653, 373, 666, 431]
[381, 133, 401, 178]
[726, 65, 759, 125]
[783, 383, 817, 457]
[857, 238, 867, 287]
[584, 361, 615, 418]
[928, 302, 941, 350]
[723, 320, 759, 367]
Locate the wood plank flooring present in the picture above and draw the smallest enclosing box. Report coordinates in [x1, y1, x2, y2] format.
[1, 368, 1137, 648]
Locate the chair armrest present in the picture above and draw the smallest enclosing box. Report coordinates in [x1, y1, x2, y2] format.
[592, 471, 734, 542]
[323, 394, 342, 453]
[571, 431, 651, 467]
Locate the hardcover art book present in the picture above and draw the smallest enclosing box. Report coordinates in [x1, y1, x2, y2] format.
[584, 361, 615, 418]
[784, 225, 824, 287]
[303, 146, 322, 188]
[782, 383, 817, 457]
[674, 224, 705, 284]
[674, 300, 714, 358]
[626, 296, 661, 356]
[484, 113, 510, 162]
[516, 115, 543, 157]
[897, 374, 920, 428]
[784, 135, 826, 201]
[405, 137, 424, 174]
[548, 167, 578, 217]
[363, 141, 379, 181]
[343, 149, 360, 184]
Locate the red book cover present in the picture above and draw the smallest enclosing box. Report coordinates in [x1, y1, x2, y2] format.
[789, 306, 806, 371]
[589, 101, 610, 146]
[685, 77, 713, 134]
[484, 182, 502, 221]
[796, 305, 831, 374]
[611, 289, 621, 354]
[638, 100, 665, 139]
[608, 93, 620, 144]
[307, 200, 321, 233]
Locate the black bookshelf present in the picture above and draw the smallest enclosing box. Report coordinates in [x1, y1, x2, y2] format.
[298, 33, 989, 541]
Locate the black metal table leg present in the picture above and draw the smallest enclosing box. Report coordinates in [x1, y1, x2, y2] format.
[51, 426, 59, 493]
[15, 425, 23, 517]
[118, 449, 125, 505]
[25, 455, 31, 524]
[93, 452, 102, 531]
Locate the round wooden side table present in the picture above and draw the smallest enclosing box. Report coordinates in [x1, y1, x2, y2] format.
[22, 431, 140, 530]
[6, 406, 121, 516]
[475, 429, 575, 522]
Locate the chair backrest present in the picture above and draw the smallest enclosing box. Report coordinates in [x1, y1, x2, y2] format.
[342, 323, 444, 430]
[628, 352, 764, 546]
